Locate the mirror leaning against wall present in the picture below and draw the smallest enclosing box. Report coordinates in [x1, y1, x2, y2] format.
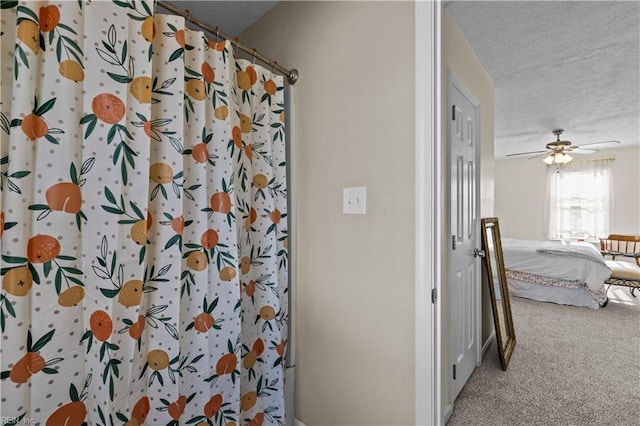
[480, 217, 516, 370]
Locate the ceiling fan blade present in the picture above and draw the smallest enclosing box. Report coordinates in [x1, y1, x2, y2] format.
[570, 148, 598, 154]
[574, 140, 621, 149]
[527, 151, 551, 160]
[505, 150, 547, 157]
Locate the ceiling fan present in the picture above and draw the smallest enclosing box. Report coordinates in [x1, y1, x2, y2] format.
[506, 129, 621, 164]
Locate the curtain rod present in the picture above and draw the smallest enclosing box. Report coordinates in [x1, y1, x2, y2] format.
[156, 1, 299, 85]
[550, 157, 615, 167]
[567, 157, 615, 164]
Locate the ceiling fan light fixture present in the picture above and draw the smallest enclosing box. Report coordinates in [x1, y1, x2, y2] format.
[543, 152, 573, 165]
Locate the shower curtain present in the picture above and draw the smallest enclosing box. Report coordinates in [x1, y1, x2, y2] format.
[0, 1, 288, 424]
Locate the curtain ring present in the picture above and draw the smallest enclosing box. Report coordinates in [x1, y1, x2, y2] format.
[185, 9, 191, 23]
[252, 48, 257, 65]
[215, 26, 220, 41]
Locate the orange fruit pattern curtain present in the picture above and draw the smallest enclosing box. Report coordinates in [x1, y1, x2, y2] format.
[0, 1, 289, 424]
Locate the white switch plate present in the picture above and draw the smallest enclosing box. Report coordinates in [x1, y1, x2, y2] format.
[343, 187, 366, 214]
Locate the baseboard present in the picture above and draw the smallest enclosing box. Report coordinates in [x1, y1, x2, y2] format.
[293, 419, 307, 426]
[285, 366, 295, 425]
[481, 331, 496, 357]
[443, 402, 453, 425]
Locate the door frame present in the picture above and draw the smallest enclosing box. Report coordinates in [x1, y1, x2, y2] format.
[415, 3, 485, 423]
[414, 1, 442, 425]
[447, 70, 482, 405]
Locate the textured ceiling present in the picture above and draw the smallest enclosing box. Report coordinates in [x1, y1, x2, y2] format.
[157, 0, 279, 37]
[447, 1, 640, 159]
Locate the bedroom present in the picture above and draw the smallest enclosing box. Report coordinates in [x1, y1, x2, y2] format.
[446, 0, 639, 239]
[444, 1, 639, 424]
[447, 0, 639, 237]
[445, 2, 639, 303]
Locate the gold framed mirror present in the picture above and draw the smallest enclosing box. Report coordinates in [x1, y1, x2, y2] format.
[480, 217, 516, 370]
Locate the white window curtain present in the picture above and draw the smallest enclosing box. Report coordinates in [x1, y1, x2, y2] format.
[546, 159, 613, 240]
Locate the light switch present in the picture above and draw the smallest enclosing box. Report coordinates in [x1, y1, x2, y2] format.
[343, 187, 366, 214]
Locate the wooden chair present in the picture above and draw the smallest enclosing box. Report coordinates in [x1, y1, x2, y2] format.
[599, 234, 640, 266]
[599, 235, 640, 296]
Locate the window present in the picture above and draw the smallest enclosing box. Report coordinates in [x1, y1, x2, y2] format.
[546, 159, 613, 241]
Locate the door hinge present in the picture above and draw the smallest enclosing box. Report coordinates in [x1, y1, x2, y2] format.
[452, 105, 456, 121]
[431, 288, 438, 304]
[452, 235, 457, 250]
[453, 364, 457, 380]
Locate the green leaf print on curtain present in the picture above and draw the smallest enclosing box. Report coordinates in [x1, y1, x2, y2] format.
[0, 1, 289, 424]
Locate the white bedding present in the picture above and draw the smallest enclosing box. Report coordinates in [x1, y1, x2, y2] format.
[501, 238, 612, 292]
[536, 240, 608, 266]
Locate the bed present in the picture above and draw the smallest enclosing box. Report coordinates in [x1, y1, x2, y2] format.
[501, 238, 612, 309]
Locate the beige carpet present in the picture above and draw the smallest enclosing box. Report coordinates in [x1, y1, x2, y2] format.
[447, 286, 640, 426]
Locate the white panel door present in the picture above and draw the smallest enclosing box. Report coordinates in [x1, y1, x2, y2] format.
[449, 76, 481, 402]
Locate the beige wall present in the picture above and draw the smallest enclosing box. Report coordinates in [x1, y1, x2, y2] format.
[442, 5, 495, 412]
[495, 145, 640, 238]
[242, 2, 416, 425]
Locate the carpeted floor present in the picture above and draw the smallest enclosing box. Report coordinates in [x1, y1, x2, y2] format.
[447, 286, 640, 426]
